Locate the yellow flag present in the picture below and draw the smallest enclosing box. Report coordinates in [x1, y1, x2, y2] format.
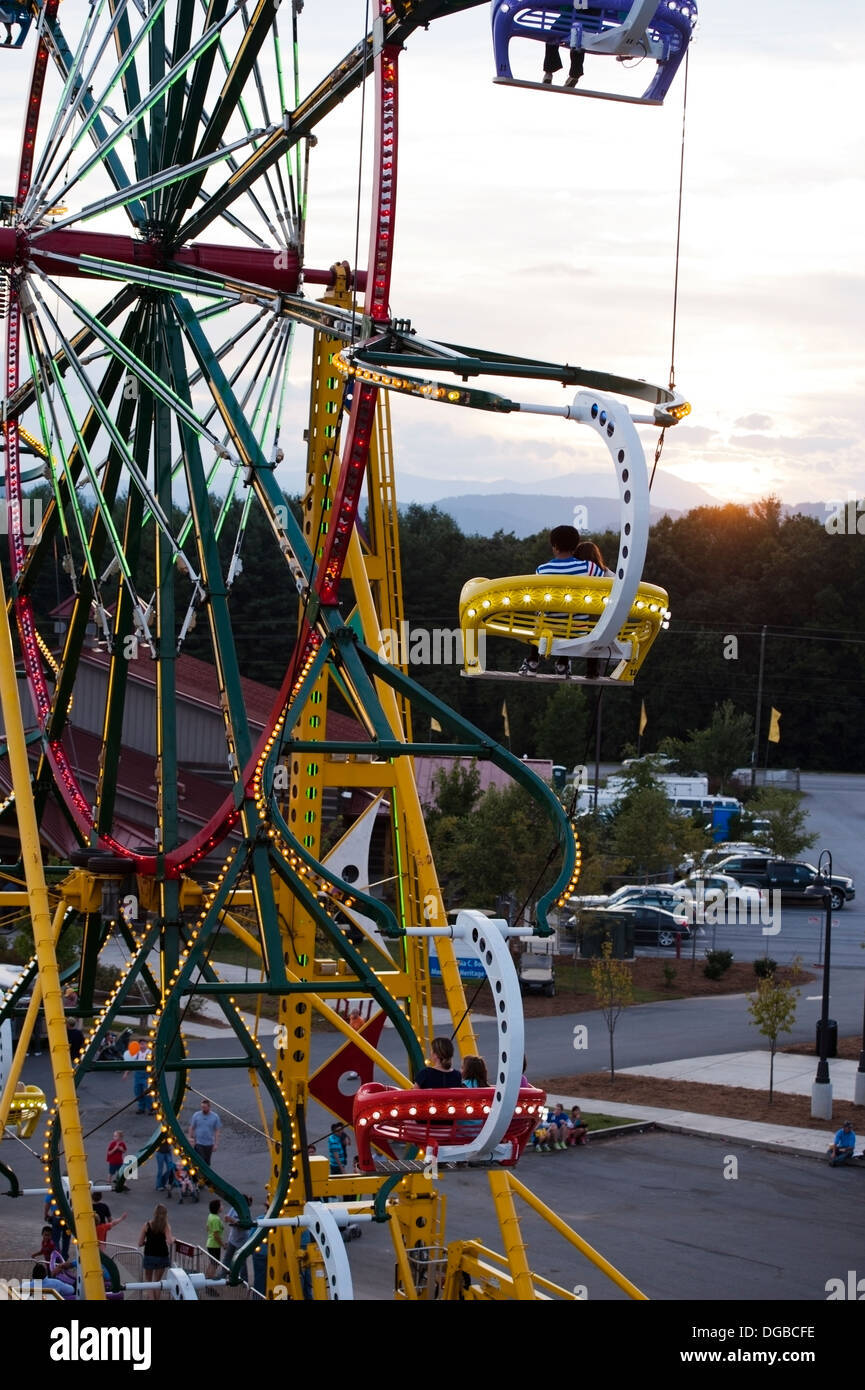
[639, 700, 647, 736]
[768, 708, 781, 743]
[501, 701, 510, 740]
[430, 717, 442, 733]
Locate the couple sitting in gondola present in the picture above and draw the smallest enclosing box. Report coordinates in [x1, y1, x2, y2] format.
[519, 523, 612, 679]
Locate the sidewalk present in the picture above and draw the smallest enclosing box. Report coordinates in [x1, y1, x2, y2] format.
[547, 1050, 864, 1159]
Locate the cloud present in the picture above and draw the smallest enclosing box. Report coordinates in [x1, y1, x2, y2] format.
[734, 414, 773, 430]
[668, 425, 718, 446]
[729, 433, 856, 457]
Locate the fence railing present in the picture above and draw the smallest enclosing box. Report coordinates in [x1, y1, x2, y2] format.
[0, 1240, 262, 1301]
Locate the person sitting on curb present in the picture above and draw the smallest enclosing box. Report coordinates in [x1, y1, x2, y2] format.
[546, 1103, 571, 1150]
[566, 1105, 589, 1146]
[531, 1118, 554, 1152]
[828, 1120, 856, 1166]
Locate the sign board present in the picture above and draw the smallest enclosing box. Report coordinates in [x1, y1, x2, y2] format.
[428, 913, 509, 981]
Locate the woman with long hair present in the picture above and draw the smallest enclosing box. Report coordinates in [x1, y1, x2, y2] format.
[461, 1055, 488, 1088]
[138, 1202, 173, 1300]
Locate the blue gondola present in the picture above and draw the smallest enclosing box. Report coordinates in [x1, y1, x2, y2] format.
[0, 3, 33, 50]
[491, 1, 697, 106]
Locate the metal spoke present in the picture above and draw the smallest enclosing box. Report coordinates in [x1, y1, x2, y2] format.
[26, 0, 134, 214]
[21, 297, 120, 621]
[31, 270, 245, 465]
[27, 279, 203, 591]
[29, 249, 277, 315]
[27, 0, 117, 202]
[30, 124, 280, 238]
[19, 312, 78, 574]
[23, 1, 167, 225]
[28, 1, 242, 225]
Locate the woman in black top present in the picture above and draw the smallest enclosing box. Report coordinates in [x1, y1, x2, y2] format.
[415, 1037, 462, 1088]
[138, 1203, 173, 1300]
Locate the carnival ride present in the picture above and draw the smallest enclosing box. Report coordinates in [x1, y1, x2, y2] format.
[492, 0, 697, 104]
[0, 0, 693, 1300]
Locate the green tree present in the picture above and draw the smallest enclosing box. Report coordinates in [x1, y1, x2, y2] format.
[747, 789, 817, 858]
[566, 810, 627, 896]
[747, 963, 801, 1103]
[429, 781, 561, 910]
[533, 683, 589, 769]
[610, 782, 707, 879]
[590, 940, 634, 1081]
[425, 761, 482, 820]
[660, 700, 753, 793]
[612, 785, 678, 876]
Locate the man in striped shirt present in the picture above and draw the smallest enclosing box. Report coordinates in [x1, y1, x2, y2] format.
[519, 525, 604, 677]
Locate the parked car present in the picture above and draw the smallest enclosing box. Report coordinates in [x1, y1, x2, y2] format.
[678, 843, 771, 873]
[673, 871, 763, 900]
[607, 885, 686, 913]
[671, 872, 765, 923]
[716, 858, 855, 911]
[571, 884, 686, 913]
[608, 903, 693, 948]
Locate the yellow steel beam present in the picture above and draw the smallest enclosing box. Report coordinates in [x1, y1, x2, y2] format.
[345, 527, 476, 1060]
[390, 1215, 421, 1300]
[487, 1168, 536, 1300]
[0, 901, 65, 1132]
[502, 1169, 648, 1299]
[0, 574, 104, 1299]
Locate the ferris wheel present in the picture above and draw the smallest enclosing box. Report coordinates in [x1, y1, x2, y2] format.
[0, 0, 693, 1301]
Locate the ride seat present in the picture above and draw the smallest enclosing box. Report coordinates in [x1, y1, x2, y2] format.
[353, 1081, 547, 1171]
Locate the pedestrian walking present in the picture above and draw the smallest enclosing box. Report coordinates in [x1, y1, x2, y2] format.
[189, 1097, 222, 1165]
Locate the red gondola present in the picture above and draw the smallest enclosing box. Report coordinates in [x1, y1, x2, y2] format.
[353, 1081, 547, 1172]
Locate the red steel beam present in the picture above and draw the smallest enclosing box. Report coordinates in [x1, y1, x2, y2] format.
[0, 226, 364, 293]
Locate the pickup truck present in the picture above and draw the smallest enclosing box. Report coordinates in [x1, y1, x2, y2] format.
[715, 857, 855, 911]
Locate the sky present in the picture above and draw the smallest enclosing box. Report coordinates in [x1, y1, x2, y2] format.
[2, 0, 863, 515]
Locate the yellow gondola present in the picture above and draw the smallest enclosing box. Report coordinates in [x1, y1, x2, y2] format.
[8, 1083, 47, 1138]
[460, 573, 670, 683]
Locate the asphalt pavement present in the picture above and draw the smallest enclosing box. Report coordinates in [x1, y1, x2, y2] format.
[2, 771, 863, 1308]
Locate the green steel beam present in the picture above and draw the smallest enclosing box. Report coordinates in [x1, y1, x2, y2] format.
[163, 310, 254, 766]
[108, 0, 150, 187]
[167, 0, 281, 230]
[162, 0, 230, 228]
[152, 313, 179, 863]
[175, 0, 488, 245]
[44, 9, 148, 226]
[171, 294, 312, 573]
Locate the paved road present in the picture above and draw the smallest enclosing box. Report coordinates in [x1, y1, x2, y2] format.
[347, 1128, 865, 1303]
[4, 773, 863, 1310]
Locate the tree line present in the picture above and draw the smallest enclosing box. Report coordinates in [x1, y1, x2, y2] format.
[11, 487, 863, 771]
[396, 497, 865, 772]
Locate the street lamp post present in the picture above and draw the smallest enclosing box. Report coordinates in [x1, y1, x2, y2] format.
[856, 973, 865, 1106]
[807, 850, 833, 1121]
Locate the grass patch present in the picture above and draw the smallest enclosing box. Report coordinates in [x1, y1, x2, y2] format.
[583, 1111, 635, 1131]
[553, 959, 664, 1005]
[209, 934, 262, 972]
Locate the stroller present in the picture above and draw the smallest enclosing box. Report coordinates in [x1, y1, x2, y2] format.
[97, 1027, 132, 1061]
[165, 1160, 200, 1203]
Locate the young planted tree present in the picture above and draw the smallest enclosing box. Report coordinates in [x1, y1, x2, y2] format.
[746, 962, 802, 1103]
[747, 789, 817, 859]
[589, 940, 634, 1082]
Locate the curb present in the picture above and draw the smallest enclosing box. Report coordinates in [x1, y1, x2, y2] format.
[526, 1120, 657, 1149]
